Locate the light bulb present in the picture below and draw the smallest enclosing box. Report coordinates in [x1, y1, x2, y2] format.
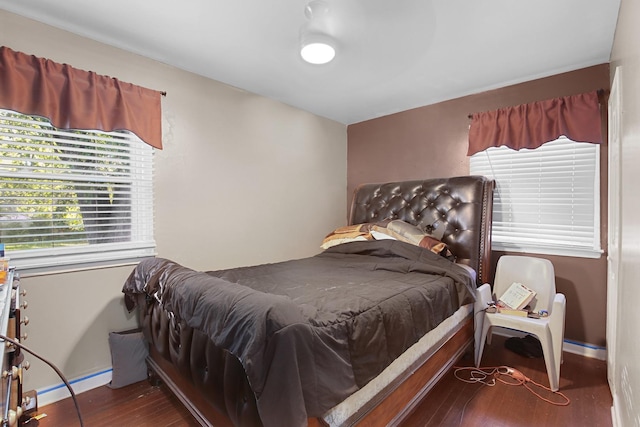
[300, 39, 335, 64]
[299, 1, 335, 65]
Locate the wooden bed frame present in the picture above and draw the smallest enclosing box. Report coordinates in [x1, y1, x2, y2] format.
[137, 176, 494, 427]
[146, 317, 474, 427]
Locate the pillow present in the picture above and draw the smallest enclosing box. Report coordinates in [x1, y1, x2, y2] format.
[386, 220, 429, 245]
[371, 220, 425, 245]
[372, 220, 455, 260]
[321, 220, 455, 261]
[369, 229, 397, 240]
[418, 234, 448, 253]
[108, 329, 149, 389]
[321, 224, 374, 249]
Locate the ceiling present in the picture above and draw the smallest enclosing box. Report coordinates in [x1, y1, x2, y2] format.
[0, 0, 621, 125]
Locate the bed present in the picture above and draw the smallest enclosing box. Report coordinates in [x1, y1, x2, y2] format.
[122, 175, 494, 427]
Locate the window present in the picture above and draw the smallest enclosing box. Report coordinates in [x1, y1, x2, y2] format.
[0, 109, 155, 272]
[470, 137, 602, 258]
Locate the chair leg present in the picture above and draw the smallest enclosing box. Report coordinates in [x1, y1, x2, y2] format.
[475, 321, 491, 367]
[538, 328, 560, 391]
[474, 284, 493, 368]
[473, 321, 484, 367]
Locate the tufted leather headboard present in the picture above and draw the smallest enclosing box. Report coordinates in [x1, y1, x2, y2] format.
[349, 176, 494, 284]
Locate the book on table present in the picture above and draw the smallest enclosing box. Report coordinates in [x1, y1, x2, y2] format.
[496, 307, 529, 317]
[498, 282, 537, 311]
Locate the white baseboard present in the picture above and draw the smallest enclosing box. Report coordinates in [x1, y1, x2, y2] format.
[562, 339, 607, 360]
[493, 328, 606, 360]
[611, 393, 622, 427]
[37, 368, 112, 408]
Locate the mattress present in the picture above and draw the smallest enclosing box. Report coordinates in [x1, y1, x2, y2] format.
[322, 303, 473, 426]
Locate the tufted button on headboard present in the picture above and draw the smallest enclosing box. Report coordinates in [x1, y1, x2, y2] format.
[349, 176, 494, 285]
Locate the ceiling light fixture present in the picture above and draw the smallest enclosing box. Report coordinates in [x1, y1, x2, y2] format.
[300, 1, 335, 65]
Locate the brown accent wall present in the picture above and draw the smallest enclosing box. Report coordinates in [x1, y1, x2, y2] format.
[347, 64, 610, 346]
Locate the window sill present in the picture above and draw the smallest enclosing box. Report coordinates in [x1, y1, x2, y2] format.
[14, 257, 153, 278]
[7, 244, 156, 277]
[492, 243, 603, 259]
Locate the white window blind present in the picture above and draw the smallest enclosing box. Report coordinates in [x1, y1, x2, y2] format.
[470, 137, 602, 258]
[0, 109, 155, 271]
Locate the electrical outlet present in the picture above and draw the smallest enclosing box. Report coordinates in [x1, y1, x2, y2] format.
[22, 389, 37, 414]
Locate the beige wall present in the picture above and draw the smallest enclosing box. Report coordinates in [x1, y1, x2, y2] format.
[0, 10, 347, 393]
[348, 65, 610, 346]
[609, 0, 640, 424]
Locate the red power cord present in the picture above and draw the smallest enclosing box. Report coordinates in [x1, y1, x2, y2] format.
[453, 365, 570, 406]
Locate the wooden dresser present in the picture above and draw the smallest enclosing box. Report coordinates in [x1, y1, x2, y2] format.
[0, 269, 31, 426]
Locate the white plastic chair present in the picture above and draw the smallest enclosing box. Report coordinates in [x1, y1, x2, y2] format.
[474, 255, 566, 391]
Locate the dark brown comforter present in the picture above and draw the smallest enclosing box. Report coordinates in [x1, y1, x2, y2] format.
[123, 240, 475, 427]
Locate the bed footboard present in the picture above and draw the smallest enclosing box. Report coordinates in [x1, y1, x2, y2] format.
[139, 293, 473, 427]
[138, 293, 263, 427]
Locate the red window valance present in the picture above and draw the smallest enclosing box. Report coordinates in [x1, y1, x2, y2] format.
[0, 46, 162, 149]
[467, 91, 603, 156]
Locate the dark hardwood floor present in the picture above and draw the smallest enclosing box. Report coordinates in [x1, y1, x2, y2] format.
[32, 335, 612, 427]
[30, 379, 199, 427]
[403, 335, 612, 427]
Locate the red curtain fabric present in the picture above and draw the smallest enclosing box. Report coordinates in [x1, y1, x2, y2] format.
[467, 91, 602, 156]
[0, 46, 162, 149]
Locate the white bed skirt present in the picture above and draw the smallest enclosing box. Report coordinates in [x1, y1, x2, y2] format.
[322, 303, 473, 426]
